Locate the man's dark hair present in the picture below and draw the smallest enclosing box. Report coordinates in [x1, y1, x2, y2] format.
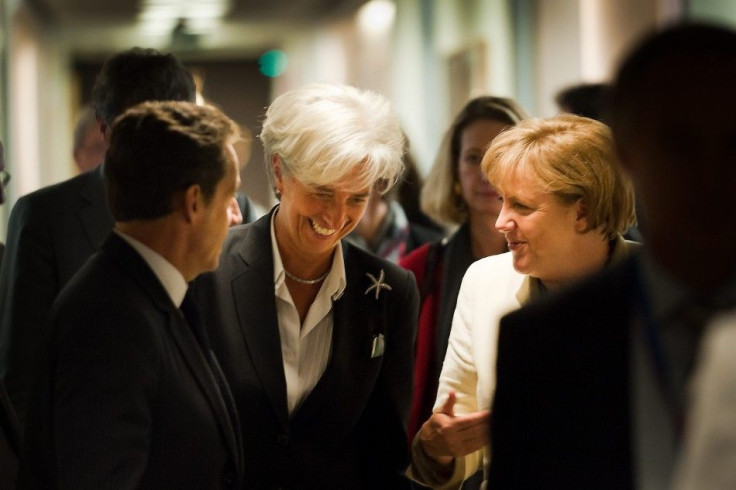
[105, 101, 238, 221]
[555, 83, 609, 121]
[607, 22, 736, 139]
[92, 47, 196, 126]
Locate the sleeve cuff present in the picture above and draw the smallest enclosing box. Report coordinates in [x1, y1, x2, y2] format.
[406, 433, 467, 490]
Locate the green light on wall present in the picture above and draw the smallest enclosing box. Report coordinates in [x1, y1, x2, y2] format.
[259, 50, 288, 78]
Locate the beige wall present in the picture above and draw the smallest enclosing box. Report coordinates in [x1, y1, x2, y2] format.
[533, 0, 681, 117]
[6, 2, 72, 203]
[392, 0, 517, 174]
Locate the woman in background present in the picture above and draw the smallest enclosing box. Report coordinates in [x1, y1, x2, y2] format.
[347, 140, 444, 263]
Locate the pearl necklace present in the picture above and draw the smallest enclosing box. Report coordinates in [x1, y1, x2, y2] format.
[283, 268, 330, 285]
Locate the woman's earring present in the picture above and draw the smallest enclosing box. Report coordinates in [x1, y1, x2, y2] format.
[453, 182, 462, 196]
[274, 188, 282, 200]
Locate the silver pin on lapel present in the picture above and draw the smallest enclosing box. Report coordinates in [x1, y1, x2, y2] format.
[365, 269, 392, 300]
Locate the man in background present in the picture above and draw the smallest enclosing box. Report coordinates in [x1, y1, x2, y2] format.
[0, 139, 9, 267]
[0, 47, 239, 427]
[72, 105, 107, 173]
[0, 138, 21, 487]
[554, 82, 608, 121]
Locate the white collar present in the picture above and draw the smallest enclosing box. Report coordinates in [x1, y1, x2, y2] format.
[114, 229, 188, 307]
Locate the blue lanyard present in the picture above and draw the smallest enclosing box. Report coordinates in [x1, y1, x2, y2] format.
[635, 269, 686, 441]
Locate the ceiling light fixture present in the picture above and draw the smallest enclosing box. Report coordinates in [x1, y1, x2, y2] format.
[357, 0, 396, 35]
[139, 0, 231, 36]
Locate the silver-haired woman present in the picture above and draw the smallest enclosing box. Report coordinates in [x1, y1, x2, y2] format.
[193, 83, 419, 489]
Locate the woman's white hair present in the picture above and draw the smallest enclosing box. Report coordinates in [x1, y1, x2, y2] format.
[259, 83, 404, 194]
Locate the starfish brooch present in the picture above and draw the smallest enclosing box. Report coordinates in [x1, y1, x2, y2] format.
[365, 269, 392, 300]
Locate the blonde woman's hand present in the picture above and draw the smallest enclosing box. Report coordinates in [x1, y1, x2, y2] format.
[418, 391, 491, 467]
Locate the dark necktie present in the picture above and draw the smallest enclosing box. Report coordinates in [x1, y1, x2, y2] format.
[180, 290, 211, 353]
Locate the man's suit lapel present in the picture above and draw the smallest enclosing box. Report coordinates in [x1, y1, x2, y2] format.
[78, 166, 114, 250]
[230, 216, 290, 429]
[102, 234, 242, 469]
[291, 244, 385, 437]
[166, 308, 243, 473]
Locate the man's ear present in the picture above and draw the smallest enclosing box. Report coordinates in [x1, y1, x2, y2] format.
[180, 185, 202, 224]
[573, 198, 590, 233]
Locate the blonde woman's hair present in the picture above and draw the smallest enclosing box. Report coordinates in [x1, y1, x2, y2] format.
[421, 96, 528, 226]
[259, 83, 404, 196]
[482, 114, 636, 239]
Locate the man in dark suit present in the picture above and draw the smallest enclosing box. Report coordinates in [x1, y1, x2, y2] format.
[18, 101, 244, 488]
[0, 139, 8, 268]
[489, 23, 736, 489]
[0, 139, 21, 489]
[0, 47, 203, 426]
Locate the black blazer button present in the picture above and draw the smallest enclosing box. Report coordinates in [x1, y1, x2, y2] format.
[277, 433, 289, 445]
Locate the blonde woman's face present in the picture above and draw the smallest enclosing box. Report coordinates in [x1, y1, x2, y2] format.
[494, 170, 582, 285]
[457, 119, 508, 221]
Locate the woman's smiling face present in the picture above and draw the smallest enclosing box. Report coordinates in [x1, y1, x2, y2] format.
[274, 157, 371, 263]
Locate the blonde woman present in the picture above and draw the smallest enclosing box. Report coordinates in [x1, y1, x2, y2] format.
[409, 114, 638, 489]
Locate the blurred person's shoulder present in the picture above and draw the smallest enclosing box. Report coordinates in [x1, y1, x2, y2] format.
[11, 168, 101, 215]
[502, 254, 638, 332]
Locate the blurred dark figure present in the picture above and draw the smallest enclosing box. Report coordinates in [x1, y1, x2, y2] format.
[236, 192, 258, 223]
[555, 82, 609, 120]
[72, 105, 107, 173]
[347, 139, 444, 263]
[557, 82, 644, 242]
[0, 139, 21, 488]
[490, 22, 736, 490]
[0, 140, 8, 267]
[396, 143, 445, 234]
[347, 180, 443, 263]
[0, 48, 221, 428]
[0, 381, 19, 488]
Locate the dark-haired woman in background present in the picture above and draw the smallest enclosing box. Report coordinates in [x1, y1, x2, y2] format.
[400, 96, 528, 446]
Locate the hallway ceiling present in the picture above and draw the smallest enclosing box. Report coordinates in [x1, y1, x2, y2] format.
[35, 0, 368, 23]
[28, 0, 370, 57]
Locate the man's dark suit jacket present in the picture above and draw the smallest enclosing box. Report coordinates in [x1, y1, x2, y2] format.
[0, 166, 114, 425]
[0, 379, 20, 487]
[489, 256, 639, 490]
[192, 211, 419, 489]
[17, 233, 244, 489]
